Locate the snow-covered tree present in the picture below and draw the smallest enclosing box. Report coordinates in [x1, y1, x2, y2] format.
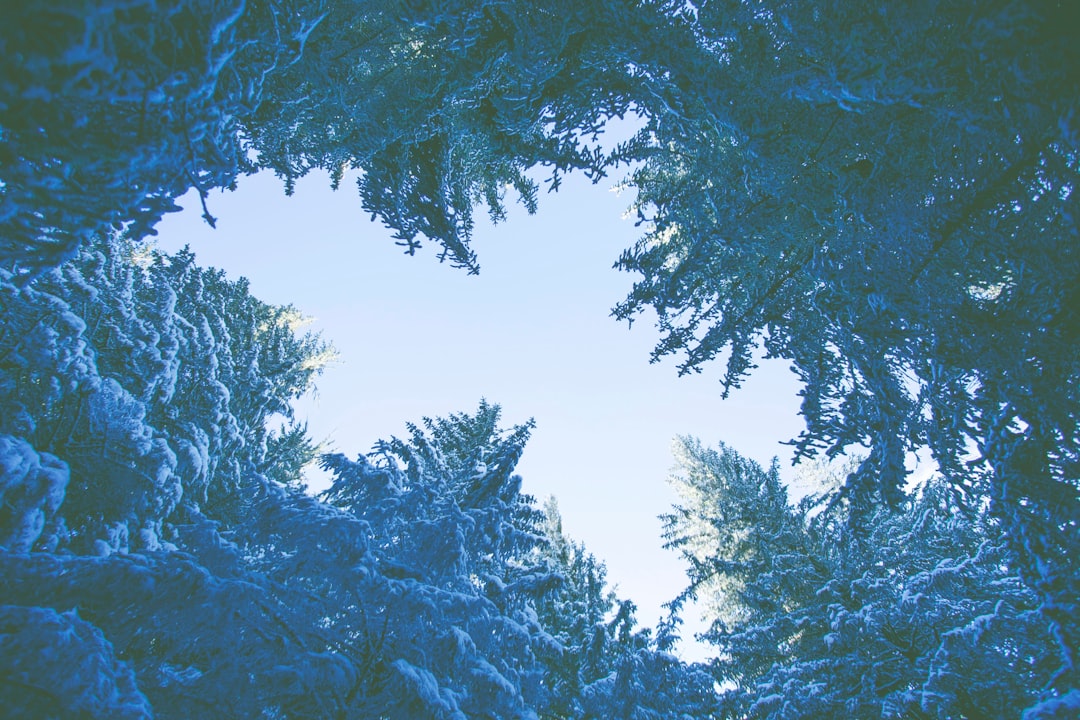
[612, 4, 1079, 707]
[0, 240, 719, 720]
[531, 498, 618, 716]
[0, 234, 341, 717]
[0, 604, 152, 719]
[3, 0, 683, 275]
[0, 233, 332, 553]
[0, 0, 300, 275]
[315, 401, 559, 718]
[0, 220, 710, 717]
[532, 498, 717, 719]
[664, 438, 1057, 718]
[8, 1, 1075, 714]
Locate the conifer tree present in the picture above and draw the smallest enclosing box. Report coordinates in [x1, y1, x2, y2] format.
[664, 438, 1056, 718]
[4, 2, 1076, 714]
[613, 6, 1079, 706]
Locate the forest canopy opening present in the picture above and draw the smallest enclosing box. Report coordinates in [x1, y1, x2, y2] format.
[1, 1, 1076, 717]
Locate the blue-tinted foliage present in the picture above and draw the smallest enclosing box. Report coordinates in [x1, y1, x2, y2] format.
[664, 439, 1057, 718]
[4, 1, 1075, 716]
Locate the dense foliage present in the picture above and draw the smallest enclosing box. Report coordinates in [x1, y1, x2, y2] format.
[2, 0, 1076, 716]
[0, 234, 712, 717]
[1, 0, 682, 274]
[0, 0, 280, 273]
[664, 439, 1057, 718]
[612, 4, 1079, 710]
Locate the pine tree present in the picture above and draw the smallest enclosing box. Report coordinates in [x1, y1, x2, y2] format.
[612, 4, 1079, 705]
[663, 438, 1056, 718]
[0, 233, 333, 553]
[2, 0, 679, 275]
[0, 235, 340, 717]
[6, 1, 1076, 713]
[317, 401, 557, 718]
[532, 497, 718, 719]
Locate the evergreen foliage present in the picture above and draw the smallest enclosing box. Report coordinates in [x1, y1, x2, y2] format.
[611, 3, 1080, 705]
[2, 1, 1076, 716]
[535, 498, 717, 719]
[0, 234, 332, 552]
[0, 231, 705, 715]
[664, 439, 1058, 718]
[1, 0, 675, 274]
[0, 0, 286, 274]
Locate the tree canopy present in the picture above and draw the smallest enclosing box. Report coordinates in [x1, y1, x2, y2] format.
[0, 232, 710, 716]
[613, 4, 1079, 707]
[664, 439, 1057, 718]
[2, 0, 1077, 716]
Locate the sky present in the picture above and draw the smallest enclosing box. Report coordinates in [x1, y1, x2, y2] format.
[153, 164, 806, 659]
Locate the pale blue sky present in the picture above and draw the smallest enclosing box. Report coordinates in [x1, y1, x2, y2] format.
[154, 165, 805, 658]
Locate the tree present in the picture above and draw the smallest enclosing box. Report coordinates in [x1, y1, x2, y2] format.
[0, 232, 346, 716]
[663, 438, 1057, 718]
[317, 401, 559, 718]
[0, 604, 151, 719]
[532, 498, 718, 719]
[614, 3, 1080, 706]
[0, 227, 586, 718]
[243, 0, 666, 272]
[7, 1, 1076, 712]
[0, 233, 333, 553]
[2, 0, 686, 275]
[531, 498, 619, 717]
[5, 396, 577, 718]
[0, 0, 301, 275]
